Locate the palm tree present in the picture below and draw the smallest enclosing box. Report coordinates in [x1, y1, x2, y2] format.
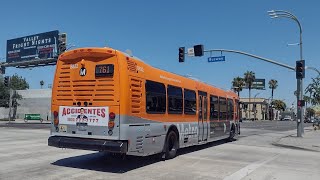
[268, 79, 278, 102]
[232, 76, 245, 97]
[244, 71, 256, 120]
[40, 80, 44, 89]
[272, 99, 286, 111]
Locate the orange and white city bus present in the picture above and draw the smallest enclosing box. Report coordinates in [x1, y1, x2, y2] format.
[48, 47, 240, 159]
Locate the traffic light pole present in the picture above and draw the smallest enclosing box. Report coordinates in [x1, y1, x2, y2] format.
[267, 10, 304, 137]
[181, 48, 307, 137]
[297, 24, 304, 137]
[297, 78, 303, 137]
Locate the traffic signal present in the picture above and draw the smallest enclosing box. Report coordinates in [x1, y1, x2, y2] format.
[4, 76, 9, 87]
[0, 66, 5, 74]
[179, 47, 185, 63]
[194, 44, 204, 56]
[58, 33, 67, 55]
[296, 60, 305, 79]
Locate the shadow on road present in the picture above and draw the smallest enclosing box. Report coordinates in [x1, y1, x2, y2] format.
[52, 139, 227, 174]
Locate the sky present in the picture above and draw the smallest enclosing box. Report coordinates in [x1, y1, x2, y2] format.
[0, 0, 319, 107]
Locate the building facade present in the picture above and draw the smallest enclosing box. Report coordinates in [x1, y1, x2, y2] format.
[240, 98, 269, 120]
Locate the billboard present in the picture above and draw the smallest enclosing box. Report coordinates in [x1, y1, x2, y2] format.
[245, 79, 265, 90]
[58, 106, 109, 127]
[6, 30, 59, 63]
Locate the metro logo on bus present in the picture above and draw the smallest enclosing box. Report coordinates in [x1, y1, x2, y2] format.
[59, 106, 109, 126]
[177, 123, 198, 141]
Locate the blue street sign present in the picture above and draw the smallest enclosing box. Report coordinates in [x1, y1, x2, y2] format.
[208, 56, 225, 62]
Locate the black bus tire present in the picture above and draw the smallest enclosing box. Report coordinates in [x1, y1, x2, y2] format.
[165, 131, 178, 159]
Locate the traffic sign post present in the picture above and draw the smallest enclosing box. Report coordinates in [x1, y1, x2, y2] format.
[187, 48, 195, 57]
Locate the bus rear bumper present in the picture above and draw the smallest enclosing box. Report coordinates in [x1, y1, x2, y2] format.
[48, 136, 127, 153]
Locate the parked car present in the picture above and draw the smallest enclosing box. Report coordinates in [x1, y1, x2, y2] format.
[313, 119, 320, 127]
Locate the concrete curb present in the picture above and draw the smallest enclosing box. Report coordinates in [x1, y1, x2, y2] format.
[272, 127, 320, 152]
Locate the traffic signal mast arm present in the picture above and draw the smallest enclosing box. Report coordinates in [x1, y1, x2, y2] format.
[203, 49, 295, 71]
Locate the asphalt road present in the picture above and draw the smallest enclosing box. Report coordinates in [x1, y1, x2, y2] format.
[0, 122, 319, 180]
[0, 120, 319, 180]
[239, 120, 312, 137]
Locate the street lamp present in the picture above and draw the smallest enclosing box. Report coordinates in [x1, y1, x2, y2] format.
[268, 10, 304, 137]
[306, 66, 320, 78]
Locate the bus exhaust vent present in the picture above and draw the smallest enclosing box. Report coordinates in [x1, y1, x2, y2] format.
[136, 136, 143, 151]
[130, 78, 142, 114]
[127, 59, 137, 72]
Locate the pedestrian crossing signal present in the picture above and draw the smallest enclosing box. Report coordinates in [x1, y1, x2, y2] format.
[297, 100, 305, 107]
[194, 44, 204, 57]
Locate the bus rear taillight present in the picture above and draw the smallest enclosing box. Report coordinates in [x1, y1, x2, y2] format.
[108, 112, 116, 128]
[109, 112, 116, 120]
[53, 111, 59, 126]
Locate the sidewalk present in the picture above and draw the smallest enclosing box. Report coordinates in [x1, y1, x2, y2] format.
[273, 127, 320, 152]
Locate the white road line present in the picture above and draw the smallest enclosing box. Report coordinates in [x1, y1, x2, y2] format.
[223, 153, 281, 180]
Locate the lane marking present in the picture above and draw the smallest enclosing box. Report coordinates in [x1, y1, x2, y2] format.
[223, 153, 281, 180]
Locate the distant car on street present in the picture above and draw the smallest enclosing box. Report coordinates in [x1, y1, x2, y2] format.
[313, 119, 320, 128]
[305, 117, 316, 123]
[283, 116, 293, 121]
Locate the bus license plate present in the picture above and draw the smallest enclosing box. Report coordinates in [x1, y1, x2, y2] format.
[76, 122, 88, 131]
[59, 125, 67, 132]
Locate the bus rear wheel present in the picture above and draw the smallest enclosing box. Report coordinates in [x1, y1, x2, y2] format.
[165, 131, 178, 159]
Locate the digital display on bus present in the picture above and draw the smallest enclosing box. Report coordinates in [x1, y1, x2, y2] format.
[95, 64, 114, 77]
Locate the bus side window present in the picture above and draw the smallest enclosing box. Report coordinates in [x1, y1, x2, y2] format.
[210, 95, 219, 120]
[184, 89, 196, 115]
[168, 85, 183, 114]
[228, 99, 234, 120]
[145, 80, 166, 114]
[219, 97, 227, 120]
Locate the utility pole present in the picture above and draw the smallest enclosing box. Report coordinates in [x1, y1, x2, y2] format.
[8, 88, 13, 123]
[268, 10, 304, 137]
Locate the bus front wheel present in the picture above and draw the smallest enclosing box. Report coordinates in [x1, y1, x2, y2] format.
[165, 131, 178, 159]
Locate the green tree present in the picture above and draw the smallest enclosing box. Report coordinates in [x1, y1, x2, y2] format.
[232, 76, 245, 97]
[306, 107, 315, 119]
[268, 79, 278, 102]
[305, 77, 320, 105]
[244, 71, 256, 119]
[0, 74, 29, 119]
[272, 99, 286, 111]
[40, 80, 44, 89]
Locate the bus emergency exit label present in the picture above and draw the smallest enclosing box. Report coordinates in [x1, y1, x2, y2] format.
[59, 106, 109, 126]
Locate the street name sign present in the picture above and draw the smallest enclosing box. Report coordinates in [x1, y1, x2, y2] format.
[208, 56, 225, 62]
